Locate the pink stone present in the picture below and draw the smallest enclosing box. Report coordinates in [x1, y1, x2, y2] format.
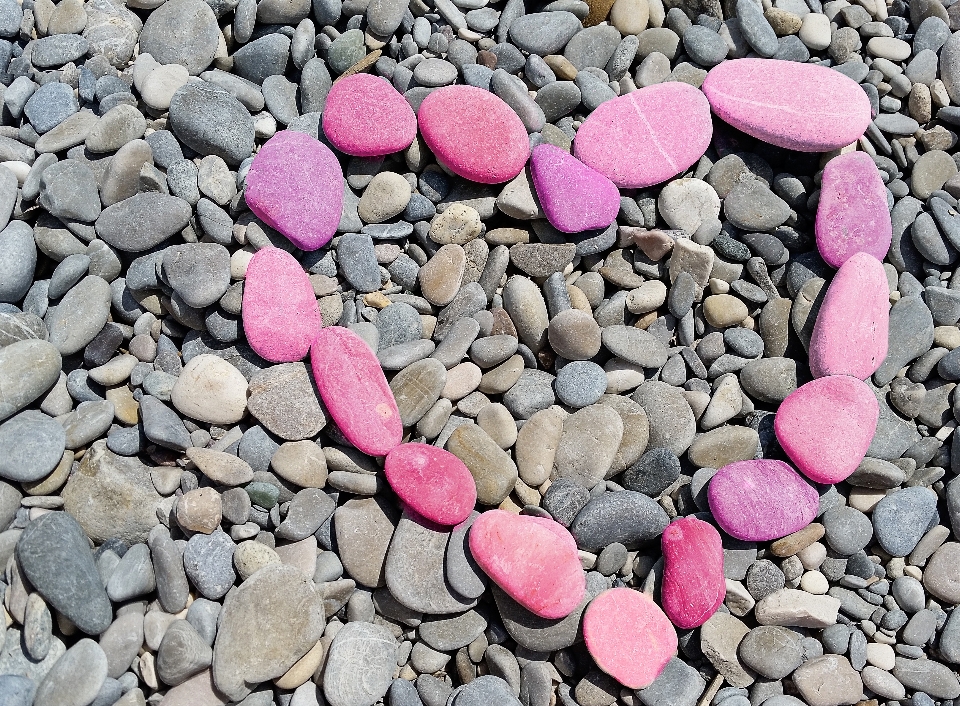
[702, 59, 872, 152]
[573, 82, 713, 188]
[310, 326, 402, 457]
[468, 510, 585, 619]
[322, 73, 418, 157]
[529, 143, 620, 233]
[244, 131, 343, 251]
[809, 252, 890, 380]
[384, 443, 476, 526]
[774, 376, 880, 484]
[418, 85, 530, 184]
[582, 588, 677, 689]
[816, 151, 892, 267]
[661, 517, 725, 629]
[707, 459, 819, 542]
[241, 248, 322, 363]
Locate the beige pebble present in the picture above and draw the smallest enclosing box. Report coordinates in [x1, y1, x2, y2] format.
[703, 294, 749, 327]
[935, 326, 960, 350]
[604, 358, 645, 394]
[797, 541, 827, 570]
[849, 487, 886, 513]
[429, 203, 482, 245]
[234, 540, 281, 581]
[799, 571, 829, 595]
[419, 244, 466, 306]
[476, 403, 518, 449]
[175, 487, 222, 534]
[171, 354, 248, 424]
[441, 362, 482, 401]
[271, 441, 329, 488]
[866, 642, 896, 671]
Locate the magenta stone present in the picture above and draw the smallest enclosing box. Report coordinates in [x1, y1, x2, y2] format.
[702, 58, 872, 152]
[322, 73, 418, 157]
[661, 517, 725, 629]
[384, 443, 476, 526]
[244, 131, 343, 251]
[529, 143, 620, 233]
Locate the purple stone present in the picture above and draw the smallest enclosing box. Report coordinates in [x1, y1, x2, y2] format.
[530, 143, 620, 233]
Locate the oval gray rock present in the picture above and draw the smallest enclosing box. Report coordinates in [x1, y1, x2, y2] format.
[95, 193, 193, 252]
[168, 82, 255, 165]
[139, 0, 220, 75]
[0, 339, 62, 422]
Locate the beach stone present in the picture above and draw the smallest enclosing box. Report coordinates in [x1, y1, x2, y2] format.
[635, 657, 705, 706]
[323, 622, 397, 706]
[455, 675, 522, 706]
[33, 639, 107, 706]
[384, 443, 476, 526]
[822, 506, 873, 556]
[0, 411, 66, 483]
[923, 542, 960, 604]
[162, 243, 230, 308]
[168, 82, 254, 166]
[723, 180, 790, 231]
[508, 12, 582, 55]
[872, 487, 938, 557]
[700, 612, 754, 688]
[738, 626, 803, 680]
[323, 74, 417, 157]
[603, 325, 669, 368]
[390, 358, 446, 427]
[570, 490, 669, 552]
[446, 423, 519, 505]
[553, 404, 623, 486]
[335, 496, 397, 588]
[0, 222, 36, 303]
[247, 363, 326, 441]
[754, 589, 841, 628]
[171, 354, 248, 425]
[661, 517, 724, 629]
[45, 275, 111, 356]
[95, 192, 193, 252]
[792, 656, 862, 706]
[632, 381, 696, 456]
[24, 82, 78, 134]
[39, 160, 100, 222]
[529, 143, 620, 233]
[139, 0, 219, 74]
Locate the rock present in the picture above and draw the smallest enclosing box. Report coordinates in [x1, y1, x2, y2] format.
[872, 487, 938, 557]
[0, 222, 36, 303]
[33, 639, 107, 706]
[923, 542, 960, 604]
[738, 626, 804, 679]
[632, 381, 696, 456]
[157, 620, 213, 686]
[171, 354, 248, 425]
[322, 74, 417, 157]
[0, 411, 65, 483]
[335, 496, 397, 588]
[0, 340, 61, 422]
[754, 589, 841, 628]
[700, 612, 754, 687]
[893, 656, 960, 699]
[95, 193, 193, 252]
[792, 655, 863, 706]
[570, 490, 669, 551]
[168, 82, 255, 166]
[446, 424, 519, 506]
[384, 443, 475, 526]
[553, 404, 624, 487]
[323, 622, 397, 706]
[529, 143, 619, 233]
[246, 362, 326, 441]
[139, 0, 219, 74]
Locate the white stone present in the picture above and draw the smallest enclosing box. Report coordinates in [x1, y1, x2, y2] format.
[754, 588, 841, 628]
[171, 354, 248, 425]
[657, 178, 721, 234]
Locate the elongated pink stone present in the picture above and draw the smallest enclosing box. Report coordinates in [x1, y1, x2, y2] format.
[322, 73, 418, 157]
[775, 376, 880, 484]
[384, 443, 476, 526]
[242, 248, 322, 363]
[530, 143, 620, 233]
[810, 252, 890, 380]
[661, 517, 724, 629]
[702, 58, 872, 152]
[310, 326, 402, 457]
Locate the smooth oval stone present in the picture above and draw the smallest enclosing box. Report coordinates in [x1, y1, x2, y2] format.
[322, 73, 417, 157]
[774, 376, 879, 484]
[469, 510, 585, 619]
[702, 58, 872, 152]
[816, 152, 892, 268]
[310, 326, 402, 457]
[573, 82, 712, 188]
[530, 143, 620, 233]
[0, 340, 61, 422]
[661, 517, 724, 629]
[384, 443, 476, 526]
[244, 131, 343, 251]
[809, 252, 889, 380]
[0, 411, 66, 482]
[707, 459, 819, 541]
[418, 85, 530, 184]
[242, 247, 322, 363]
[95, 193, 193, 252]
[583, 588, 677, 689]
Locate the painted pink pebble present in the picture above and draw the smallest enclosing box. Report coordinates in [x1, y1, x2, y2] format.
[322, 73, 418, 157]
[661, 517, 725, 629]
[468, 510, 584, 619]
[244, 131, 343, 251]
[702, 58, 872, 152]
[384, 443, 476, 526]
[530, 143, 620, 233]
[241, 248, 322, 363]
[809, 251, 890, 380]
[310, 326, 402, 457]
[816, 151, 893, 268]
[707, 459, 820, 542]
[418, 85, 531, 184]
[583, 588, 677, 689]
[573, 82, 713, 188]
[775, 376, 880, 485]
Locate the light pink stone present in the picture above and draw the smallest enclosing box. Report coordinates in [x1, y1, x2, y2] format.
[774, 376, 880, 484]
[702, 58, 872, 152]
[384, 443, 476, 526]
[322, 73, 418, 157]
[529, 143, 620, 233]
[809, 251, 890, 380]
[661, 517, 725, 629]
[573, 82, 713, 188]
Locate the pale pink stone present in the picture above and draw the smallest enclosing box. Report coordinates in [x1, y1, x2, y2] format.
[384, 443, 476, 526]
[661, 517, 725, 629]
[529, 143, 620, 233]
[322, 73, 418, 157]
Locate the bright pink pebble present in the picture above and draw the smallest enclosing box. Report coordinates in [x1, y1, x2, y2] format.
[244, 131, 343, 251]
[418, 86, 530, 184]
[469, 510, 584, 619]
[583, 588, 677, 689]
[242, 248, 322, 363]
[816, 151, 892, 267]
[810, 252, 890, 380]
[573, 82, 712, 188]
[310, 326, 402, 457]
[774, 376, 880, 484]
[707, 460, 819, 542]
[702, 58, 872, 153]
[530, 143, 620, 233]
[384, 443, 476, 526]
[661, 517, 725, 629]
[322, 74, 418, 157]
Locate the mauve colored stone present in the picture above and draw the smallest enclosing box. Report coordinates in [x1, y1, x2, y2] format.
[384, 443, 476, 526]
[242, 247, 323, 363]
[774, 376, 880, 484]
[573, 82, 712, 188]
[530, 143, 620, 233]
[661, 517, 724, 629]
[708, 459, 819, 542]
[418, 85, 531, 184]
[469, 510, 585, 619]
[809, 252, 889, 380]
[310, 326, 402, 457]
[244, 131, 343, 251]
[702, 59, 872, 152]
[583, 588, 677, 689]
[322, 73, 418, 157]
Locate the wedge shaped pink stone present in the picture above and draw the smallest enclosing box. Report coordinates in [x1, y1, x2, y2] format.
[661, 517, 724, 629]
[702, 58, 872, 152]
[242, 248, 322, 363]
[244, 131, 343, 251]
[530, 143, 620, 233]
[469, 510, 584, 619]
[310, 326, 402, 457]
[384, 443, 476, 526]
[816, 151, 892, 267]
[775, 376, 880, 484]
[810, 252, 890, 380]
[583, 588, 677, 689]
[573, 82, 712, 188]
[322, 73, 418, 157]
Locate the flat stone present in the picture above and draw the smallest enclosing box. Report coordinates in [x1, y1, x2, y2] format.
[247, 362, 326, 441]
[95, 192, 192, 252]
[384, 443, 476, 526]
[323, 74, 417, 157]
[632, 381, 696, 457]
[138, 0, 219, 74]
[872, 487, 939, 557]
[335, 496, 397, 588]
[323, 622, 397, 706]
[0, 411, 66, 483]
[754, 589, 841, 628]
[570, 490, 669, 552]
[171, 354, 248, 425]
[168, 82, 255, 166]
[792, 655, 863, 706]
[661, 517, 724, 629]
[530, 143, 619, 233]
[700, 612, 754, 688]
[553, 404, 624, 487]
[738, 626, 804, 680]
[446, 423, 518, 505]
[33, 639, 107, 706]
[923, 542, 960, 604]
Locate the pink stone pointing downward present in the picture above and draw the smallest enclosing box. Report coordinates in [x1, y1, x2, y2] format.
[384, 443, 476, 526]
[322, 73, 418, 157]
[661, 517, 724, 629]
[530, 143, 620, 233]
